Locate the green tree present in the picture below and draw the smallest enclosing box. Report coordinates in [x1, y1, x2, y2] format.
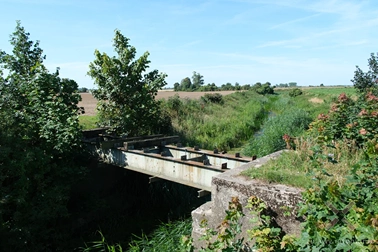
[191, 71, 204, 90]
[173, 82, 180, 91]
[235, 82, 241, 90]
[88, 30, 168, 136]
[221, 82, 234, 91]
[242, 84, 251, 90]
[210, 82, 217, 91]
[0, 21, 84, 250]
[253, 82, 274, 95]
[352, 52, 378, 94]
[180, 77, 192, 91]
[79, 87, 89, 92]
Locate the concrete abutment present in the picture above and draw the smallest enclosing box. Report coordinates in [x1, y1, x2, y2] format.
[191, 150, 303, 249]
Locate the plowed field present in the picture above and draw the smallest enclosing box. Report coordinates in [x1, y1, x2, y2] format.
[79, 90, 237, 116]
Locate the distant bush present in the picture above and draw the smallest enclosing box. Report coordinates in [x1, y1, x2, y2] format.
[289, 88, 303, 97]
[200, 93, 224, 104]
[253, 82, 274, 95]
[78, 87, 89, 92]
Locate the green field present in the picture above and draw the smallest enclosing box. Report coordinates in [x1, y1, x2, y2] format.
[79, 115, 98, 130]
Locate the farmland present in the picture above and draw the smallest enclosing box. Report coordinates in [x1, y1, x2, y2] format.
[78, 90, 238, 116]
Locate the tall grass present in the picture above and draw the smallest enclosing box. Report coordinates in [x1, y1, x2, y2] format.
[162, 91, 269, 151]
[128, 218, 192, 251]
[242, 87, 356, 158]
[242, 108, 312, 157]
[80, 219, 192, 252]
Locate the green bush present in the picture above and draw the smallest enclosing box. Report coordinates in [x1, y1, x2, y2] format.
[309, 92, 378, 148]
[200, 93, 223, 104]
[289, 88, 303, 97]
[253, 82, 274, 95]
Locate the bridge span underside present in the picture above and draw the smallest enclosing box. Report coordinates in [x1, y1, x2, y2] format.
[84, 132, 253, 192]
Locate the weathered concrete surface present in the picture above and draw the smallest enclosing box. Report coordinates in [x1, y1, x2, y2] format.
[191, 150, 303, 249]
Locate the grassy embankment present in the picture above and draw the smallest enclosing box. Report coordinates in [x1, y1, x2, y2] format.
[242, 86, 359, 188]
[161, 91, 267, 152]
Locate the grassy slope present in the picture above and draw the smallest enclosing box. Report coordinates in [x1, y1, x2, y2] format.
[242, 86, 359, 188]
[166, 91, 268, 151]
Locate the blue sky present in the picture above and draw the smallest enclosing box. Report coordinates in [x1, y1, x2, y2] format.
[1, 0, 377, 88]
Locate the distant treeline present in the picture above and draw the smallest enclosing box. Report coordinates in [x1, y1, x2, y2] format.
[171, 71, 297, 91]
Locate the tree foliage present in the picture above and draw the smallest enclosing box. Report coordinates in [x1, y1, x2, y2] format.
[352, 53, 378, 94]
[179, 77, 192, 91]
[191, 71, 204, 90]
[0, 21, 85, 250]
[253, 82, 274, 95]
[88, 30, 169, 136]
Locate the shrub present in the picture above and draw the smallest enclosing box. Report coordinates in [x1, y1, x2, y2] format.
[289, 88, 303, 97]
[200, 93, 224, 104]
[309, 92, 378, 148]
[253, 82, 274, 95]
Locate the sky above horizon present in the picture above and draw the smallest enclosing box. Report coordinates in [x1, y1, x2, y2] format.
[0, 0, 377, 88]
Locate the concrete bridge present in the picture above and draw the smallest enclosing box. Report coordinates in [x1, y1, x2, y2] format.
[83, 129, 255, 194]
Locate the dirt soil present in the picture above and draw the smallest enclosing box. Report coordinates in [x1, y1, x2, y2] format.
[79, 93, 98, 116]
[79, 90, 238, 116]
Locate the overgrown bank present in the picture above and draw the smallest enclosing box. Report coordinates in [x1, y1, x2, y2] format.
[191, 54, 378, 251]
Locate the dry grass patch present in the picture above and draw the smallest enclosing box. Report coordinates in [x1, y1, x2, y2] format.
[309, 97, 324, 104]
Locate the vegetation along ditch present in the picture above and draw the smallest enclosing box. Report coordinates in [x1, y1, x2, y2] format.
[3, 20, 377, 251]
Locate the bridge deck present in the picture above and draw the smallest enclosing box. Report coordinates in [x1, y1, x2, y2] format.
[84, 132, 254, 192]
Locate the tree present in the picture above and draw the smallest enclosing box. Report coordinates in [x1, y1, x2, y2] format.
[180, 77, 192, 91]
[173, 82, 180, 91]
[221, 82, 233, 90]
[78, 86, 88, 92]
[0, 21, 84, 250]
[352, 52, 378, 94]
[88, 30, 168, 136]
[242, 84, 251, 90]
[191, 71, 204, 90]
[253, 82, 274, 95]
[235, 82, 241, 90]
